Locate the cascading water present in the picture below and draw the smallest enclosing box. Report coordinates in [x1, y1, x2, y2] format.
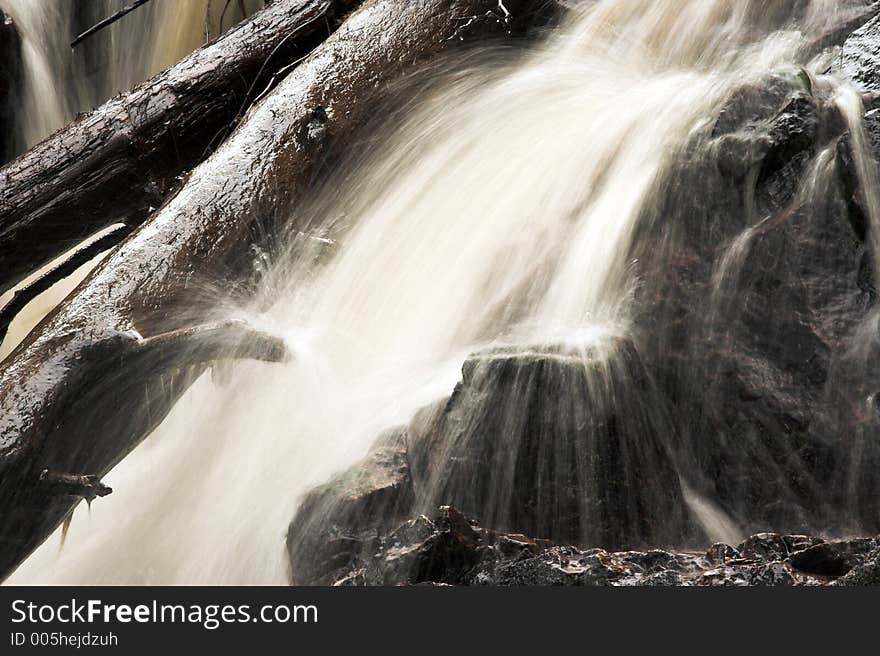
[0, 0, 260, 159]
[6, 0, 879, 584]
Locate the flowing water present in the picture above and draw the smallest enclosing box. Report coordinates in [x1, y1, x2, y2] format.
[6, 0, 878, 583]
[0, 0, 260, 157]
[0, 0, 262, 363]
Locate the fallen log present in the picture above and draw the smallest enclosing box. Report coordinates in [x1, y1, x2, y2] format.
[0, 0, 563, 581]
[0, 0, 358, 298]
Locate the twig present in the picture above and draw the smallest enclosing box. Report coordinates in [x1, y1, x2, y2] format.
[205, 0, 333, 157]
[71, 0, 153, 48]
[219, 0, 234, 33]
[39, 470, 112, 502]
[205, 0, 213, 42]
[0, 224, 132, 346]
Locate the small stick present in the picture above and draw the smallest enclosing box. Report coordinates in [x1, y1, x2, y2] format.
[71, 0, 153, 48]
[39, 470, 113, 501]
[0, 224, 132, 347]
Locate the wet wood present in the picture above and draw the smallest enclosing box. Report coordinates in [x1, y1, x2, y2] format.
[0, 0, 358, 298]
[0, 0, 562, 580]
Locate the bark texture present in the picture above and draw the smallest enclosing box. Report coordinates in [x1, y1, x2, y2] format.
[0, 0, 358, 297]
[0, 0, 562, 581]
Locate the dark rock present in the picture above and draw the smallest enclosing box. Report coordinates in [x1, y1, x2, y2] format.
[706, 543, 741, 564]
[838, 12, 880, 91]
[835, 547, 880, 585]
[409, 340, 702, 550]
[412, 506, 484, 584]
[292, 504, 870, 586]
[788, 538, 878, 576]
[288, 339, 705, 584]
[286, 428, 414, 585]
[737, 533, 824, 561]
[0, 9, 22, 162]
[630, 66, 880, 535]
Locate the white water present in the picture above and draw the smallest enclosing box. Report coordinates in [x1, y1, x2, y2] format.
[7, 0, 872, 584]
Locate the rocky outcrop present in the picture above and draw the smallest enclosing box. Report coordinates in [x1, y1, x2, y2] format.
[409, 342, 701, 549]
[839, 12, 880, 91]
[295, 504, 880, 586]
[287, 8, 880, 586]
[288, 340, 705, 584]
[627, 61, 880, 535]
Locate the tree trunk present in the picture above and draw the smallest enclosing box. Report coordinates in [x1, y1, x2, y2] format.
[0, 0, 360, 298]
[0, 0, 562, 581]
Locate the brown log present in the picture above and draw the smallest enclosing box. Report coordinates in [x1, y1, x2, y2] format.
[0, 0, 358, 298]
[0, 0, 562, 581]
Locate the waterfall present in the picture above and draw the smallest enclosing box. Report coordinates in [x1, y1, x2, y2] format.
[0, 0, 262, 361]
[6, 0, 876, 584]
[0, 0, 260, 159]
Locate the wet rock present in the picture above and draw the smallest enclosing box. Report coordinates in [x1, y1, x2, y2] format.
[755, 95, 819, 210]
[706, 543, 741, 564]
[835, 547, 880, 585]
[631, 67, 880, 535]
[409, 340, 702, 550]
[737, 533, 824, 561]
[838, 12, 880, 91]
[294, 504, 871, 586]
[286, 428, 414, 585]
[788, 538, 878, 576]
[288, 339, 705, 584]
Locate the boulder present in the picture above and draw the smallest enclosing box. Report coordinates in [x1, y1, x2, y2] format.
[288, 339, 706, 584]
[788, 538, 878, 576]
[408, 340, 701, 549]
[629, 68, 880, 534]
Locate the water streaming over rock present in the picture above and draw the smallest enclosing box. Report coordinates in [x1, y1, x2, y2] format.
[7, 0, 880, 584]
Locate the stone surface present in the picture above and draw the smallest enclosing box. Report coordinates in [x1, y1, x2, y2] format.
[288, 340, 706, 584]
[629, 61, 880, 536]
[839, 12, 880, 91]
[409, 341, 702, 550]
[294, 504, 880, 586]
